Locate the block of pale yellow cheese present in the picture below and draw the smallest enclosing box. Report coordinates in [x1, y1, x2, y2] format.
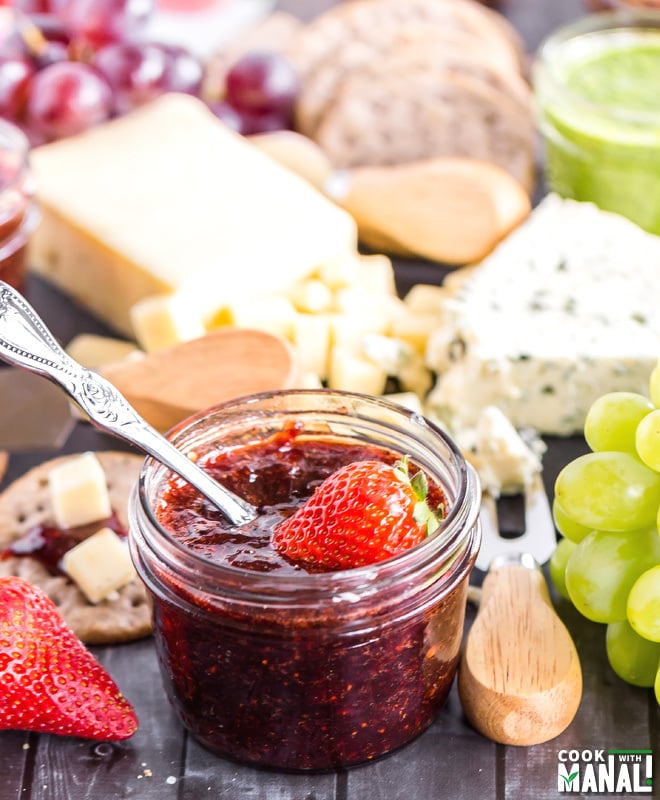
[29, 93, 358, 337]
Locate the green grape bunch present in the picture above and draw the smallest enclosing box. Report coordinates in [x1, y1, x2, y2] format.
[550, 370, 660, 705]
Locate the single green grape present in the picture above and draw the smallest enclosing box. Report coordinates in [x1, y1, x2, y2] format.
[606, 619, 660, 687]
[552, 498, 592, 543]
[585, 392, 654, 453]
[627, 565, 660, 642]
[549, 537, 577, 601]
[636, 409, 660, 472]
[555, 451, 660, 531]
[565, 527, 660, 623]
[649, 359, 660, 407]
[655, 662, 660, 705]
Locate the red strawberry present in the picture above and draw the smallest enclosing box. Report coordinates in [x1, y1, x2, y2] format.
[272, 458, 444, 571]
[0, 576, 138, 740]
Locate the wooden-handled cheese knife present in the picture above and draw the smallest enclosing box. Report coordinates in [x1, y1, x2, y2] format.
[459, 478, 583, 746]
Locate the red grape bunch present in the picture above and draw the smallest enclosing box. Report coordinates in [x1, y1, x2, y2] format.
[0, 0, 299, 143]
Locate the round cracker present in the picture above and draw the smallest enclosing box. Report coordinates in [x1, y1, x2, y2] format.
[0, 451, 151, 645]
[314, 65, 535, 192]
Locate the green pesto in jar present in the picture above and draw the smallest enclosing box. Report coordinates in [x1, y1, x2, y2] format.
[535, 19, 660, 235]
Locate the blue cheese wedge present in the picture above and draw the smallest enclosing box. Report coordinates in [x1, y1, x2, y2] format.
[426, 195, 660, 435]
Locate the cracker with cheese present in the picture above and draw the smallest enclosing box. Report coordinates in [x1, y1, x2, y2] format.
[0, 451, 150, 644]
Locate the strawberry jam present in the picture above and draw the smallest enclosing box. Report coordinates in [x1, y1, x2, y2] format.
[155, 426, 447, 575]
[3, 512, 126, 575]
[129, 390, 481, 771]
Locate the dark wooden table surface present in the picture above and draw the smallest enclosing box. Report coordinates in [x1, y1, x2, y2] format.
[2, 1, 659, 798]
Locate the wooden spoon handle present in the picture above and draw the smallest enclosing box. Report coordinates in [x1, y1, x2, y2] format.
[458, 554, 582, 746]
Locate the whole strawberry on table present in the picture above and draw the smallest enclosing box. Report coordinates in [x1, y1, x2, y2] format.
[0, 576, 137, 741]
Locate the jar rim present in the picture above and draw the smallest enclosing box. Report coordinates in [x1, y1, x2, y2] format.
[535, 9, 660, 130]
[0, 119, 30, 191]
[131, 389, 481, 599]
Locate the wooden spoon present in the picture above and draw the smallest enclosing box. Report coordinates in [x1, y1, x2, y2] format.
[458, 554, 582, 746]
[101, 328, 298, 432]
[248, 130, 530, 264]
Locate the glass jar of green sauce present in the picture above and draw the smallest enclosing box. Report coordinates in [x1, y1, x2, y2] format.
[534, 12, 660, 235]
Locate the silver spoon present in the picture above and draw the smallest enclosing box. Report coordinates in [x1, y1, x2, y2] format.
[0, 280, 257, 526]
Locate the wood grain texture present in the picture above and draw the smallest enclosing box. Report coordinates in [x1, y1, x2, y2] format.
[458, 565, 582, 745]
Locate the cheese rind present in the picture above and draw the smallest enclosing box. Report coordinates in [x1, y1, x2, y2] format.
[426, 196, 660, 435]
[48, 452, 112, 529]
[29, 93, 358, 336]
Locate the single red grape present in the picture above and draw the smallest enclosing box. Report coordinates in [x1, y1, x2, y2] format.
[32, 39, 68, 70]
[12, 0, 51, 12]
[225, 51, 299, 116]
[93, 41, 168, 113]
[0, 8, 29, 59]
[207, 99, 244, 134]
[160, 44, 203, 96]
[26, 60, 113, 140]
[0, 57, 34, 119]
[29, 12, 72, 45]
[239, 106, 292, 135]
[62, 0, 154, 48]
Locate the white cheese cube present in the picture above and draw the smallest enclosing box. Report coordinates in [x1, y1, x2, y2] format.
[318, 252, 360, 289]
[383, 392, 424, 414]
[390, 310, 439, 354]
[328, 345, 388, 395]
[62, 527, 136, 604]
[130, 292, 205, 353]
[66, 333, 142, 370]
[219, 295, 297, 340]
[288, 279, 333, 313]
[403, 284, 447, 312]
[297, 371, 323, 389]
[353, 254, 397, 297]
[48, 452, 112, 529]
[289, 312, 332, 379]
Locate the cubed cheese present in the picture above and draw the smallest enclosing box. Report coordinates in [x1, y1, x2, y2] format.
[426, 196, 660, 435]
[328, 345, 388, 395]
[289, 311, 332, 379]
[62, 527, 136, 604]
[66, 334, 142, 370]
[130, 292, 206, 352]
[48, 452, 112, 528]
[29, 94, 358, 336]
[217, 295, 297, 340]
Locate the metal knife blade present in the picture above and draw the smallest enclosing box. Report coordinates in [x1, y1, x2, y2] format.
[476, 473, 557, 571]
[0, 368, 75, 451]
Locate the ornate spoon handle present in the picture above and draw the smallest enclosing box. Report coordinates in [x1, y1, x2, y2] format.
[0, 281, 256, 526]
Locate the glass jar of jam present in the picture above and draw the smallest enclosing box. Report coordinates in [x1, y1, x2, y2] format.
[129, 390, 481, 771]
[0, 119, 39, 291]
[534, 11, 660, 235]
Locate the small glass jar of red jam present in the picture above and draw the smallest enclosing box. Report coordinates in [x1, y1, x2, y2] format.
[0, 119, 39, 291]
[129, 390, 481, 771]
